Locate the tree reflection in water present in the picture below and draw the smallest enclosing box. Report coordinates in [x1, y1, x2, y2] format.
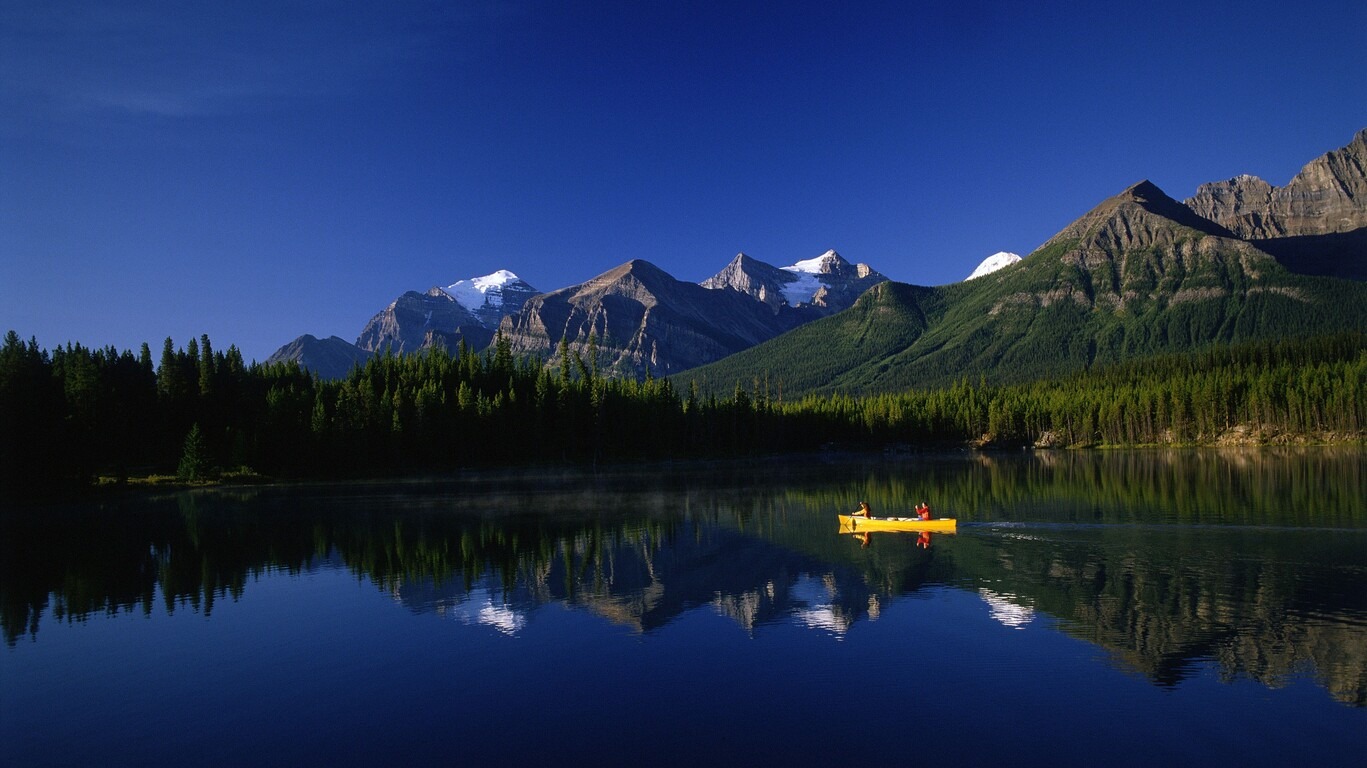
[2, 449, 1363, 706]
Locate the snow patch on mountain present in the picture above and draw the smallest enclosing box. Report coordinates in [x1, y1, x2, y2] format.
[778, 250, 843, 305]
[785, 249, 841, 275]
[443, 269, 523, 310]
[778, 272, 824, 306]
[966, 252, 1022, 280]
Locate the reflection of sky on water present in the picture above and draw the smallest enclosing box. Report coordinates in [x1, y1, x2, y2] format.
[788, 573, 855, 639]
[979, 588, 1037, 629]
[393, 582, 531, 636]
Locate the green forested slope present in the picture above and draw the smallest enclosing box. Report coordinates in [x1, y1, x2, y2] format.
[678, 182, 1367, 397]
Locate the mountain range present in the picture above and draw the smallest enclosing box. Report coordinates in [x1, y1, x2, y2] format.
[1185, 129, 1366, 280]
[270, 128, 1365, 388]
[269, 249, 889, 379]
[498, 250, 887, 377]
[682, 132, 1367, 395]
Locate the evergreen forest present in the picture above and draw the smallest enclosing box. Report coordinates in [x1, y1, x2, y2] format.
[1, 329, 1362, 497]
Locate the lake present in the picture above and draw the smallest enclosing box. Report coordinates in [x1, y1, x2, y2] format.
[2, 448, 1364, 766]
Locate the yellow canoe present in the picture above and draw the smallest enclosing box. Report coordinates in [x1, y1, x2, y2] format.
[837, 514, 957, 533]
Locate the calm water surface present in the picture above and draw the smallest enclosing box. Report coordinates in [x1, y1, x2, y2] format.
[3, 449, 1364, 766]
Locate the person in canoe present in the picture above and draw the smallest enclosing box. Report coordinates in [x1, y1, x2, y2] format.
[915, 501, 932, 520]
[853, 501, 872, 518]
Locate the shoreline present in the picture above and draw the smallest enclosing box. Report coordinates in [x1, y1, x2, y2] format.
[6, 440, 1358, 504]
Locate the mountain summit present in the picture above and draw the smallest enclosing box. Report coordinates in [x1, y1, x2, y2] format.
[1186, 128, 1367, 239]
[680, 155, 1366, 395]
[499, 258, 812, 377]
[1184, 128, 1366, 279]
[440, 270, 539, 330]
[269, 270, 538, 377]
[966, 252, 1022, 280]
[701, 249, 885, 313]
[264, 334, 372, 380]
[355, 271, 539, 355]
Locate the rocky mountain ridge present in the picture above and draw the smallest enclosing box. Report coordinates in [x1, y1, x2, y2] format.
[680, 142, 1367, 395]
[271, 250, 890, 379]
[264, 334, 373, 380]
[269, 128, 1364, 382]
[495, 249, 888, 378]
[1185, 128, 1366, 239]
[1183, 128, 1365, 280]
[700, 249, 886, 313]
[500, 258, 818, 377]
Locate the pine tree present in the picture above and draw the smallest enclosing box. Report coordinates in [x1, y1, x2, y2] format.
[178, 423, 212, 481]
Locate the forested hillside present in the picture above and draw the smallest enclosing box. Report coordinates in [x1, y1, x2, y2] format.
[681, 182, 1367, 396]
[2, 329, 1361, 498]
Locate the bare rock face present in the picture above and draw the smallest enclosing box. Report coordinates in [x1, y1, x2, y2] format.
[1186, 129, 1366, 239]
[355, 288, 483, 354]
[700, 249, 886, 314]
[440, 271, 539, 329]
[699, 253, 796, 311]
[1044, 180, 1235, 253]
[1023, 180, 1287, 316]
[500, 259, 809, 378]
[266, 334, 371, 380]
[499, 251, 889, 379]
[352, 272, 541, 356]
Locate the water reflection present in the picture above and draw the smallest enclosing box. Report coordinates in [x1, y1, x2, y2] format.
[2, 449, 1363, 708]
[979, 589, 1037, 629]
[395, 578, 531, 636]
[377, 514, 862, 637]
[947, 522, 1367, 705]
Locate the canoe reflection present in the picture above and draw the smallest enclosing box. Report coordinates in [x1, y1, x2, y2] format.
[845, 529, 942, 549]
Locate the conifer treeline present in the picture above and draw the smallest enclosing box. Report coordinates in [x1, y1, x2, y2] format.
[779, 334, 1365, 448]
[1, 330, 1362, 495]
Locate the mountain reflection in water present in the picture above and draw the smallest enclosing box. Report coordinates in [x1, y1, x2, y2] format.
[388, 518, 865, 638]
[3, 448, 1364, 709]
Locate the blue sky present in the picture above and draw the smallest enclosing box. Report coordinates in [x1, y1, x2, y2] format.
[3, 0, 1364, 363]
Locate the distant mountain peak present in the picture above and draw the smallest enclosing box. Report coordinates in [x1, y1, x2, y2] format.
[266, 334, 371, 380]
[442, 270, 536, 314]
[1186, 127, 1367, 241]
[600, 258, 674, 285]
[349, 268, 537, 356]
[1043, 179, 1233, 253]
[701, 249, 886, 313]
[1121, 179, 1165, 202]
[966, 252, 1022, 281]
[785, 249, 846, 274]
[500, 258, 813, 378]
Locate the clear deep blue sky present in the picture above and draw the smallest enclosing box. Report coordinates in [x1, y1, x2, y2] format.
[3, 1, 1365, 362]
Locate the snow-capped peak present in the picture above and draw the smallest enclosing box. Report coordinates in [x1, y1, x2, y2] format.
[966, 252, 1022, 281]
[784, 249, 843, 275]
[443, 270, 523, 309]
[772, 251, 843, 306]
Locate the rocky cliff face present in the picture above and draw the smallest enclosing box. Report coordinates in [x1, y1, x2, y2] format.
[1185, 128, 1366, 238]
[499, 259, 811, 377]
[699, 253, 797, 311]
[1021, 180, 1283, 315]
[1183, 129, 1366, 280]
[685, 171, 1367, 397]
[701, 249, 886, 314]
[354, 272, 540, 355]
[355, 288, 484, 354]
[441, 270, 539, 329]
[265, 334, 371, 380]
